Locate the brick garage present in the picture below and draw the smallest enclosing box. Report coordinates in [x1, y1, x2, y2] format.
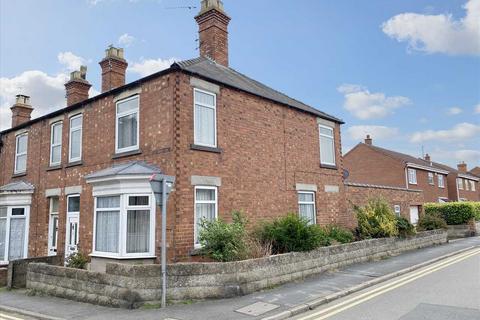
[345, 182, 424, 224]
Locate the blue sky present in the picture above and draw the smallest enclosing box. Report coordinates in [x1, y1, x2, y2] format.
[1, 0, 479, 168]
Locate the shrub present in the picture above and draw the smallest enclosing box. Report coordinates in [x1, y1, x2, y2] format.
[473, 202, 480, 221]
[199, 211, 249, 262]
[325, 225, 354, 244]
[66, 252, 88, 269]
[417, 213, 448, 231]
[395, 216, 416, 238]
[355, 198, 398, 239]
[424, 202, 477, 225]
[256, 213, 330, 254]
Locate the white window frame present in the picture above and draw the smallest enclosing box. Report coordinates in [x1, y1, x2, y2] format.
[68, 114, 83, 163]
[428, 172, 434, 185]
[193, 88, 217, 148]
[438, 175, 445, 188]
[115, 95, 140, 154]
[319, 124, 336, 166]
[394, 205, 401, 217]
[471, 181, 476, 191]
[194, 186, 218, 249]
[408, 168, 417, 185]
[50, 121, 63, 166]
[298, 191, 316, 225]
[92, 193, 155, 258]
[14, 133, 28, 174]
[465, 180, 470, 191]
[0, 206, 30, 264]
[457, 178, 463, 190]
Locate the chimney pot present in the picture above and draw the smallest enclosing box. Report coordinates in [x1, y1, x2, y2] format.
[10, 94, 34, 127]
[99, 46, 128, 93]
[65, 66, 91, 106]
[195, 0, 231, 66]
[457, 162, 467, 173]
[364, 135, 372, 146]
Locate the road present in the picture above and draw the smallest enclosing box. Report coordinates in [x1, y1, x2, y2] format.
[291, 247, 480, 320]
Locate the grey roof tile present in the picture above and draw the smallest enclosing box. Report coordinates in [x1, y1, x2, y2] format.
[174, 57, 343, 123]
[85, 161, 162, 180]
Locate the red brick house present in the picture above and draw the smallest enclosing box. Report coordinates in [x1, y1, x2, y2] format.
[344, 136, 479, 205]
[0, 1, 348, 267]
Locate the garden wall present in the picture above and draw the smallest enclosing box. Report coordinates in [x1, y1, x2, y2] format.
[26, 230, 447, 308]
[7, 255, 63, 289]
[345, 182, 424, 223]
[446, 220, 479, 239]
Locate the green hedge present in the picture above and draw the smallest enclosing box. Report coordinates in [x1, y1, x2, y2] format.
[424, 202, 479, 225]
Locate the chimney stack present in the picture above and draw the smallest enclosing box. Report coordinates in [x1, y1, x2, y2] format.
[364, 135, 372, 146]
[424, 153, 431, 162]
[10, 95, 33, 127]
[195, 0, 231, 66]
[99, 47, 128, 93]
[65, 66, 91, 106]
[457, 162, 467, 173]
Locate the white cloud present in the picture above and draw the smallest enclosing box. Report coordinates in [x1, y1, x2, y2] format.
[452, 150, 480, 163]
[475, 104, 480, 114]
[57, 52, 87, 71]
[338, 84, 411, 119]
[128, 57, 177, 77]
[382, 0, 480, 55]
[447, 107, 463, 115]
[410, 122, 480, 143]
[347, 125, 399, 141]
[118, 33, 135, 47]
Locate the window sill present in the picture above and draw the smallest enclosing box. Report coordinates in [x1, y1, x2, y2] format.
[66, 161, 83, 168]
[320, 163, 337, 170]
[47, 165, 62, 171]
[12, 172, 27, 178]
[190, 144, 223, 154]
[112, 149, 142, 159]
[89, 253, 156, 260]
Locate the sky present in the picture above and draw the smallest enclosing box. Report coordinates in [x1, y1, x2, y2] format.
[0, 0, 479, 168]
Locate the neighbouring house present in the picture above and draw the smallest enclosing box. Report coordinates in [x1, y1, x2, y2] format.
[0, 0, 349, 268]
[344, 136, 479, 204]
[469, 167, 480, 178]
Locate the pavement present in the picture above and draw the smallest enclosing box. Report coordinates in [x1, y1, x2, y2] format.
[0, 237, 479, 320]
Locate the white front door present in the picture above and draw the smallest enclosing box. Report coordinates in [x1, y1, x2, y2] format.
[65, 195, 80, 261]
[409, 206, 419, 225]
[48, 197, 59, 256]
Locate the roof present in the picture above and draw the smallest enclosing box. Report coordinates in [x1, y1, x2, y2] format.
[0, 181, 35, 193]
[0, 56, 343, 135]
[173, 57, 343, 123]
[345, 182, 422, 193]
[85, 161, 162, 180]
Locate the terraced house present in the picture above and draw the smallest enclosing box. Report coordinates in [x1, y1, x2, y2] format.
[0, 0, 349, 268]
[344, 136, 480, 205]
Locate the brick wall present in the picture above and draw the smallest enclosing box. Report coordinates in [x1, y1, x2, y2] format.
[345, 182, 424, 223]
[407, 169, 449, 203]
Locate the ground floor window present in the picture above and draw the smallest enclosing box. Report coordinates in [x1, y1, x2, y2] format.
[0, 206, 29, 263]
[194, 186, 217, 247]
[298, 191, 316, 224]
[48, 197, 59, 256]
[93, 194, 154, 258]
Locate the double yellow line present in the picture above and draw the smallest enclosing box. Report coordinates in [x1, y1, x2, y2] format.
[297, 247, 480, 320]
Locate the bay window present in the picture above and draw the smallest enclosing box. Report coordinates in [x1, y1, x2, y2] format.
[298, 191, 316, 225]
[194, 186, 217, 247]
[69, 114, 83, 162]
[319, 125, 335, 166]
[194, 89, 217, 148]
[50, 122, 63, 166]
[14, 133, 28, 174]
[116, 96, 139, 153]
[93, 194, 154, 257]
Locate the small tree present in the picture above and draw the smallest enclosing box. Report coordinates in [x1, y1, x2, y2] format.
[355, 198, 398, 239]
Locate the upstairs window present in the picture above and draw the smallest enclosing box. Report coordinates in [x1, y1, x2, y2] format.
[14, 133, 28, 174]
[465, 180, 470, 191]
[457, 178, 463, 190]
[471, 181, 476, 191]
[298, 192, 316, 225]
[50, 122, 63, 166]
[319, 125, 335, 166]
[438, 175, 445, 188]
[428, 172, 434, 185]
[194, 89, 217, 148]
[69, 114, 83, 162]
[408, 168, 417, 185]
[116, 96, 139, 153]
